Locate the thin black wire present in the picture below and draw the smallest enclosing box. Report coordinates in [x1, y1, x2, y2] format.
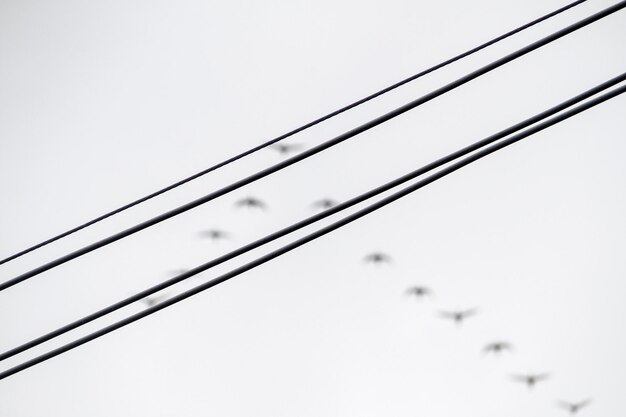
[2, 0, 622, 293]
[2, 72, 624, 363]
[0, 0, 588, 266]
[2, 82, 623, 381]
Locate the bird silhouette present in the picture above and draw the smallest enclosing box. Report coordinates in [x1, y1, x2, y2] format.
[438, 309, 478, 325]
[483, 341, 513, 355]
[557, 400, 591, 415]
[199, 229, 230, 240]
[235, 197, 267, 210]
[142, 293, 169, 307]
[405, 286, 432, 299]
[510, 373, 550, 389]
[363, 252, 392, 265]
[311, 198, 337, 210]
[271, 143, 303, 155]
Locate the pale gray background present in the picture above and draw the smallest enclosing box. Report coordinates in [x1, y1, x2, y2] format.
[0, 0, 625, 416]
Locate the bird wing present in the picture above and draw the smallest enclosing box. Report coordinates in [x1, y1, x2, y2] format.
[252, 199, 267, 209]
[363, 254, 378, 262]
[484, 341, 512, 351]
[461, 308, 478, 317]
[364, 253, 391, 263]
[285, 143, 304, 151]
[557, 401, 574, 411]
[438, 311, 457, 319]
[510, 374, 530, 383]
[312, 199, 335, 208]
[199, 230, 224, 238]
[272, 143, 303, 153]
[408, 287, 432, 297]
[236, 198, 266, 208]
[151, 293, 169, 304]
[483, 343, 497, 352]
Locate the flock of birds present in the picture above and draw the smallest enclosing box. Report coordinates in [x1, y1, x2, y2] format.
[371, 252, 590, 415]
[364, 252, 591, 415]
[140, 143, 591, 415]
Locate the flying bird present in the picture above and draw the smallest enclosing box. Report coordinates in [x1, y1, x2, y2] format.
[199, 229, 230, 240]
[142, 293, 169, 307]
[271, 143, 303, 155]
[235, 197, 267, 210]
[483, 341, 513, 355]
[557, 400, 592, 415]
[438, 309, 478, 325]
[405, 286, 432, 299]
[311, 198, 337, 210]
[510, 373, 550, 389]
[363, 252, 392, 265]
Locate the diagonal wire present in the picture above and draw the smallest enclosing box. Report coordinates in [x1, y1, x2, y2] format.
[2, 0, 623, 292]
[1, 71, 624, 362]
[0, 0, 588, 266]
[1, 80, 623, 381]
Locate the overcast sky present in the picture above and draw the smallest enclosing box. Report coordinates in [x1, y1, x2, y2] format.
[1, 0, 625, 416]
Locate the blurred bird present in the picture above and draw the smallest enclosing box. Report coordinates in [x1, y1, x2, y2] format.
[483, 341, 513, 355]
[312, 198, 337, 210]
[235, 197, 267, 210]
[168, 268, 188, 276]
[363, 252, 392, 265]
[142, 293, 169, 307]
[168, 268, 204, 280]
[271, 143, 303, 155]
[405, 286, 432, 299]
[438, 309, 478, 325]
[199, 229, 230, 240]
[557, 400, 591, 415]
[511, 373, 550, 389]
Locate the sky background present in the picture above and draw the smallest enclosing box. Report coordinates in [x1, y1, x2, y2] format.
[0, 0, 625, 416]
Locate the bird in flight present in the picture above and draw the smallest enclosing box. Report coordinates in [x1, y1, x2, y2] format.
[483, 341, 513, 355]
[405, 286, 432, 299]
[557, 400, 591, 415]
[271, 143, 303, 155]
[363, 252, 392, 265]
[199, 229, 230, 240]
[142, 293, 169, 307]
[510, 373, 550, 389]
[168, 268, 188, 277]
[312, 198, 337, 210]
[438, 309, 478, 325]
[235, 197, 267, 210]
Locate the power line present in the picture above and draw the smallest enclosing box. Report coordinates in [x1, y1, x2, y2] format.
[2, 71, 624, 363]
[0, 0, 588, 266]
[2, 81, 623, 381]
[2, 1, 622, 293]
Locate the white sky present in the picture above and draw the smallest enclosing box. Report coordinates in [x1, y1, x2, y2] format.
[1, 0, 625, 416]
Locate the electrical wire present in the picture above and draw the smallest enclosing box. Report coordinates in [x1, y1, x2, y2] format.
[0, 0, 587, 267]
[1, 80, 623, 381]
[2, 0, 622, 292]
[1, 71, 624, 362]
[0, 0, 587, 265]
